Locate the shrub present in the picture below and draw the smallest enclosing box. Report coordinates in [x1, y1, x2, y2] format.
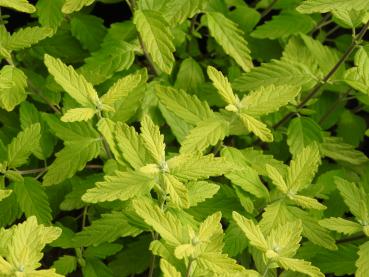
[0, 0, 369, 276]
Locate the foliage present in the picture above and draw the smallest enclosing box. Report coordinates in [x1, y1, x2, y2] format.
[0, 0, 369, 276]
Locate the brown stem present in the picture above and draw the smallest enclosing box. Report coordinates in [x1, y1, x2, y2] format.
[260, 0, 279, 18]
[273, 20, 369, 129]
[309, 13, 331, 35]
[318, 89, 352, 124]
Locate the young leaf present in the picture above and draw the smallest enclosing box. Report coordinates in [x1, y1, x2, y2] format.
[61, 107, 96, 122]
[297, 0, 369, 14]
[240, 84, 300, 116]
[133, 9, 175, 74]
[206, 12, 253, 72]
[0, 0, 36, 13]
[207, 66, 239, 106]
[14, 177, 52, 224]
[356, 241, 369, 277]
[7, 123, 41, 168]
[239, 113, 273, 142]
[140, 115, 166, 163]
[162, 0, 201, 25]
[7, 27, 53, 50]
[319, 217, 363, 235]
[62, 0, 95, 14]
[44, 54, 100, 108]
[82, 171, 154, 203]
[156, 86, 213, 125]
[232, 212, 268, 252]
[277, 256, 324, 277]
[163, 174, 189, 208]
[266, 164, 288, 193]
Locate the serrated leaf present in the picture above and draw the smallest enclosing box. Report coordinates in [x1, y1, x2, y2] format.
[52, 255, 77, 275]
[180, 117, 229, 153]
[335, 177, 369, 223]
[168, 154, 231, 181]
[7, 27, 53, 51]
[320, 136, 369, 165]
[251, 11, 315, 39]
[14, 178, 52, 224]
[162, 0, 201, 25]
[240, 84, 300, 116]
[156, 86, 213, 125]
[207, 12, 252, 72]
[133, 199, 186, 246]
[101, 71, 142, 107]
[207, 66, 238, 106]
[187, 181, 220, 207]
[140, 115, 165, 163]
[0, 189, 12, 202]
[344, 47, 369, 95]
[266, 164, 288, 193]
[297, 0, 369, 14]
[174, 58, 205, 94]
[36, 0, 64, 31]
[196, 252, 244, 274]
[0, 66, 28, 112]
[62, 0, 95, 14]
[259, 201, 291, 234]
[82, 171, 153, 203]
[233, 59, 316, 92]
[61, 107, 96, 122]
[44, 54, 99, 108]
[239, 113, 273, 142]
[356, 241, 369, 277]
[287, 144, 320, 192]
[277, 256, 324, 277]
[133, 9, 175, 74]
[287, 117, 323, 156]
[289, 194, 326, 211]
[72, 212, 141, 247]
[43, 139, 100, 186]
[7, 123, 41, 168]
[319, 217, 363, 235]
[163, 174, 189, 208]
[70, 14, 106, 52]
[160, 259, 181, 277]
[232, 212, 268, 251]
[0, 0, 36, 13]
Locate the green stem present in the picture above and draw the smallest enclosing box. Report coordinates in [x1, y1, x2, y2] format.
[185, 259, 194, 277]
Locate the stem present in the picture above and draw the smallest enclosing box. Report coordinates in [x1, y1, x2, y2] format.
[336, 234, 366, 244]
[273, 20, 369, 129]
[262, 262, 270, 277]
[17, 164, 103, 175]
[260, 0, 279, 18]
[318, 89, 352, 124]
[148, 231, 159, 277]
[309, 13, 331, 35]
[185, 259, 194, 277]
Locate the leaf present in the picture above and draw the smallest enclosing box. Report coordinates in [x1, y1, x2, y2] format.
[196, 252, 244, 274]
[43, 139, 100, 186]
[259, 201, 291, 234]
[174, 58, 205, 94]
[251, 12, 315, 39]
[232, 212, 268, 252]
[289, 194, 326, 210]
[207, 66, 238, 106]
[132, 199, 185, 246]
[44, 54, 99, 108]
[320, 136, 369, 165]
[163, 0, 201, 25]
[319, 217, 363, 235]
[0, 65, 28, 112]
[36, 0, 65, 31]
[140, 115, 166, 163]
[61, 108, 96, 122]
[52, 255, 77, 276]
[335, 177, 369, 222]
[180, 117, 229, 153]
[70, 14, 106, 52]
[356, 241, 369, 277]
[160, 259, 181, 277]
[115, 122, 150, 169]
[7, 27, 53, 51]
[344, 47, 369, 95]
[14, 178, 52, 224]
[163, 174, 189, 208]
[156, 86, 213, 125]
[277, 256, 324, 277]
[82, 171, 153, 203]
[0, 189, 12, 202]
[62, 0, 95, 14]
[168, 154, 231, 180]
[287, 117, 323, 156]
[0, 0, 36, 13]
[187, 181, 219, 207]
[233, 59, 316, 92]
[239, 113, 273, 142]
[206, 12, 253, 72]
[73, 213, 141, 247]
[297, 0, 369, 14]
[7, 123, 41, 168]
[133, 9, 175, 74]
[240, 84, 300, 116]
[266, 164, 288, 193]
[287, 143, 321, 192]
[101, 71, 142, 107]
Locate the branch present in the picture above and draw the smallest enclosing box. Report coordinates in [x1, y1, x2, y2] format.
[273, 20, 369, 129]
[260, 0, 279, 18]
[336, 234, 366, 244]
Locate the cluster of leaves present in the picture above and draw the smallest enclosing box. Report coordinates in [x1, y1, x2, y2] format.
[1, 0, 369, 276]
